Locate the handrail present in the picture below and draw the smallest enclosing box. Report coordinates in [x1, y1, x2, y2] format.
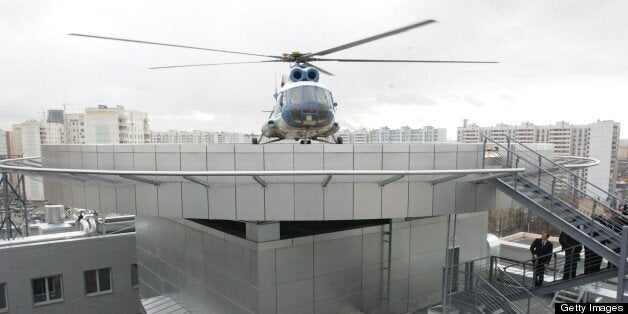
[495, 266, 553, 312]
[473, 274, 524, 313]
[490, 153, 624, 246]
[512, 173, 622, 244]
[502, 245, 581, 275]
[0, 155, 526, 177]
[482, 136, 626, 220]
[498, 134, 626, 207]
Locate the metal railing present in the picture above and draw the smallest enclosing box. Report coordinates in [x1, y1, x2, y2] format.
[499, 245, 612, 289]
[445, 256, 552, 313]
[499, 134, 626, 209]
[482, 136, 627, 253]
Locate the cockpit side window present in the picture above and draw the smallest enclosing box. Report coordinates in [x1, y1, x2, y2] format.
[315, 88, 333, 106]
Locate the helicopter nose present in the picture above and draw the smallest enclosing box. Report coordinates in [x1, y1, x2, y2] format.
[283, 102, 333, 127]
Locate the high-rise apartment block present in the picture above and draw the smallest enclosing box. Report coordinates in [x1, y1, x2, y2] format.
[371, 126, 447, 143]
[11, 120, 65, 200]
[151, 130, 213, 144]
[83, 105, 150, 144]
[337, 128, 371, 143]
[58, 105, 150, 144]
[617, 139, 628, 200]
[457, 120, 621, 193]
[0, 129, 8, 156]
[339, 126, 446, 143]
[64, 113, 85, 144]
[150, 130, 258, 144]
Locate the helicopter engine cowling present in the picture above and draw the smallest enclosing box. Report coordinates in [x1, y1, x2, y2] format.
[305, 68, 319, 82]
[289, 67, 306, 82]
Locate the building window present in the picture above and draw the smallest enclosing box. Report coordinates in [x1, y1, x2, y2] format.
[32, 275, 63, 305]
[0, 282, 7, 311]
[131, 264, 139, 289]
[84, 268, 112, 296]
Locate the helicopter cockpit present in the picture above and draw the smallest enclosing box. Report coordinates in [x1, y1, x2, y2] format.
[281, 85, 335, 127]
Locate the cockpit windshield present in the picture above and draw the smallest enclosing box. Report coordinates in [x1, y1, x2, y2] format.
[284, 86, 333, 107]
[281, 86, 334, 126]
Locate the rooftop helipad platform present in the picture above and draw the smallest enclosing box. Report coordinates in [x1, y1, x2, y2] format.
[1, 143, 524, 221]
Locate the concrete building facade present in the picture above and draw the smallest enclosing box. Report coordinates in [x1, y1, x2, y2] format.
[0, 233, 139, 313]
[457, 120, 621, 193]
[64, 113, 85, 144]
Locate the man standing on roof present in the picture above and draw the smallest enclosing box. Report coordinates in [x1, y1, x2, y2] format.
[530, 232, 553, 287]
[559, 231, 581, 280]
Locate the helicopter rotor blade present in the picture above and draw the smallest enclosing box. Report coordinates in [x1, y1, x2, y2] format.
[69, 33, 283, 59]
[304, 19, 436, 58]
[149, 60, 283, 69]
[312, 58, 498, 64]
[302, 62, 334, 76]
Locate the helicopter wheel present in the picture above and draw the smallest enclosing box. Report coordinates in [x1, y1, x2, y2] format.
[306, 140, 312, 144]
[252, 137, 259, 145]
[336, 137, 343, 144]
[299, 140, 305, 144]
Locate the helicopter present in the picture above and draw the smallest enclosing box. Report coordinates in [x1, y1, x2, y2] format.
[70, 19, 496, 144]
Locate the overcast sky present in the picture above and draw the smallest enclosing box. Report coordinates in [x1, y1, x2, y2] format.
[1, 0, 627, 140]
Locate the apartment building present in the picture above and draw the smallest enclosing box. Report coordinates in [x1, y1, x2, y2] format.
[0, 129, 7, 156]
[82, 105, 149, 144]
[370, 126, 447, 143]
[151, 130, 214, 144]
[11, 120, 65, 200]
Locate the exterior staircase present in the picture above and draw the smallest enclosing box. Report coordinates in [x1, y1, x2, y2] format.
[443, 135, 627, 312]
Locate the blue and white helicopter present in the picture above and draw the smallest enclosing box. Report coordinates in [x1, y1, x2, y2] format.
[70, 19, 495, 144]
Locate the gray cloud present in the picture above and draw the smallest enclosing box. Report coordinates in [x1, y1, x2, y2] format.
[1, 0, 627, 139]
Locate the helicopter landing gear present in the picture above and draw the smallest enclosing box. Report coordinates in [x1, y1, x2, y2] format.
[299, 139, 312, 144]
[331, 135, 343, 144]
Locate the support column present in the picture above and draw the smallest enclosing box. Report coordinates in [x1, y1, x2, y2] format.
[245, 221, 280, 242]
[617, 226, 628, 302]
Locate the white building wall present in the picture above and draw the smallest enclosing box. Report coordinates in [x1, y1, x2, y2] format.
[0, 233, 139, 313]
[587, 121, 620, 193]
[83, 106, 150, 144]
[84, 108, 120, 144]
[12, 121, 64, 200]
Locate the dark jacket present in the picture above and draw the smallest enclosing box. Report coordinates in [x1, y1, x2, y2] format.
[530, 238, 553, 264]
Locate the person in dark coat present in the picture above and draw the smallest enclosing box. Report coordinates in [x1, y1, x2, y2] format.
[530, 232, 553, 287]
[584, 214, 607, 274]
[559, 231, 581, 280]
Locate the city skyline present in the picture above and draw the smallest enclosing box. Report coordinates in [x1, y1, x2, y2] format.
[1, 0, 627, 139]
